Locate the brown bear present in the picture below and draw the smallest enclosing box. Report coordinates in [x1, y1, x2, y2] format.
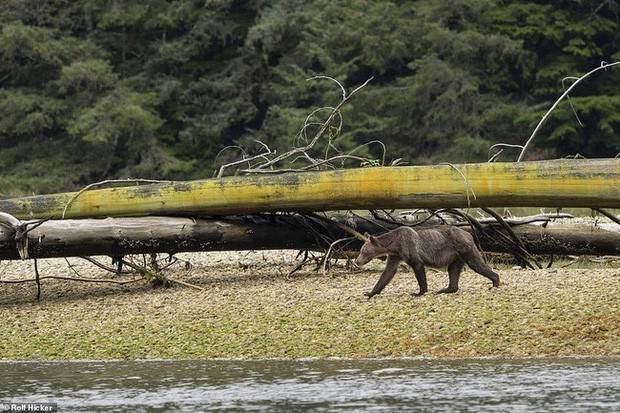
[355, 226, 499, 298]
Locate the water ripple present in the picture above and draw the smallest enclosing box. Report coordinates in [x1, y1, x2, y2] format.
[1, 358, 618, 412]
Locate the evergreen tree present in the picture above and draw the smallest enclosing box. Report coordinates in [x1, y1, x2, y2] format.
[0, 0, 617, 195]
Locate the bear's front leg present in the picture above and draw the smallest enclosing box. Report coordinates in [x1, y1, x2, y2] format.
[409, 262, 428, 297]
[364, 255, 401, 299]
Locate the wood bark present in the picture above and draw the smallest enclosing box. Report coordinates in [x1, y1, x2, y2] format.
[0, 159, 618, 220]
[0, 216, 320, 260]
[0, 215, 618, 260]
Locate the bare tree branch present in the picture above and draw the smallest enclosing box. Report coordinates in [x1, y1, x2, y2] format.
[215, 76, 377, 177]
[517, 61, 620, 162]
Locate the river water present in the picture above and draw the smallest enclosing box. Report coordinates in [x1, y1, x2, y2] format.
[1, 357, 618, 412]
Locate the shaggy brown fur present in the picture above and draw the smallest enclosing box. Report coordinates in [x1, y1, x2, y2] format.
[355, 226, 499, 298]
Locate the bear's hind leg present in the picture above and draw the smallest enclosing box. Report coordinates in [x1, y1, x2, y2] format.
[463, 251, 500, 288]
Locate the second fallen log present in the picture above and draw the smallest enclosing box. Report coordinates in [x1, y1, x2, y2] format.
[0, 215, 618, 260]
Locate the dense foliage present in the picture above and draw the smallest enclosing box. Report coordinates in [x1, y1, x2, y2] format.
[0, 0, 618, 195]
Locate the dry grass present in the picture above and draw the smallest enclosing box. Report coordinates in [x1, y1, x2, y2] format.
[1, 250, 619, 360]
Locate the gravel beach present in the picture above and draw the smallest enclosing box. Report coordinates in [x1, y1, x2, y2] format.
[1, 247, 619, 360]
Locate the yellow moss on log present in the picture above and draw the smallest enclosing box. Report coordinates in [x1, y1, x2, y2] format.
[1, 159, 618, 220]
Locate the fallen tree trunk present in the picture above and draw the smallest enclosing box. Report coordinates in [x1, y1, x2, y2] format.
[506, 223, 620, 256]
[1, 159, 618, 220]
[1, 215, 618, 260]
[0, 216, 322, 260]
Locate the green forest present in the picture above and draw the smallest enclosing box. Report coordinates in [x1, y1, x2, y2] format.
[0, 0, 618, 196]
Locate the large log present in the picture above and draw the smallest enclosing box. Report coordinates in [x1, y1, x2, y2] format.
[0, 216, 319, 260]
[1, 159, 618, 220]
[507, 223, 620, 256]
[0, 215, 618, 260]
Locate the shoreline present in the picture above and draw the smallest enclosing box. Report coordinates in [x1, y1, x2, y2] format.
[1, 250, 619, 361]
[2, 354, 620, 363]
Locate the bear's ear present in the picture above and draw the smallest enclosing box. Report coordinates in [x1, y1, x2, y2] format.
[369, 235, 378, 245]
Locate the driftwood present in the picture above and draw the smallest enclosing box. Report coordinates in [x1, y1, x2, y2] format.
[0, 214, 618, 261]
[0, 159, 618, 220]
